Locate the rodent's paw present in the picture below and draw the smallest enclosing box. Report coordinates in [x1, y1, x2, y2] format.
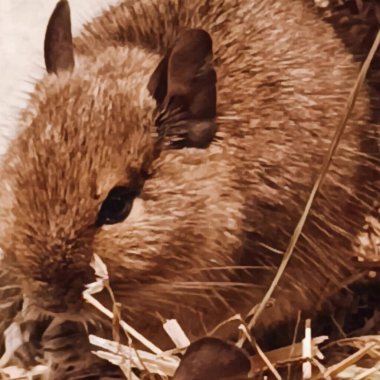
[2, 319, 46, 370]
[48, 362, 124, 380]
[42, 321, 123, 380]
[12, 342, 40, 369]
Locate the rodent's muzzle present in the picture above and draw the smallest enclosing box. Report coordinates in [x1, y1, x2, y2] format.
[28, 268, 95, 315]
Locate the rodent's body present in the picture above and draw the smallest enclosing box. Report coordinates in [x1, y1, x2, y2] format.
[0, 0, 378, 378]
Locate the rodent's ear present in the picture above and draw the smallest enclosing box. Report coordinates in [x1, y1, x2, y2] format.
[44, 0, 74, 74]
[148, 29, 217, 149]
[172, 337, 251, 380]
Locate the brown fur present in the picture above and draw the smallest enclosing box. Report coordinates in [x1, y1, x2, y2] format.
[0, 0, 378, 378]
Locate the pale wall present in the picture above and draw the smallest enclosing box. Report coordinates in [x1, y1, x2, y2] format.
[0, 0, 120, 155]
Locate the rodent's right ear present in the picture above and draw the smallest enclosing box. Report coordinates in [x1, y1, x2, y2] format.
[44, 0, 75, 74]
[148, 54, 169, 107]
[148, 29, 217, 149]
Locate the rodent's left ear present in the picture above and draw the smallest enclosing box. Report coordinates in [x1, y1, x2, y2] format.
[44, 0, 75, 74]
[148, 29, 217, 149]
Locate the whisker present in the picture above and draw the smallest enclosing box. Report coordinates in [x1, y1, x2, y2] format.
[189, 265, 273, 272]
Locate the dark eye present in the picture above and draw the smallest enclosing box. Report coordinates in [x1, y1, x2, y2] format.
[96, 187, 137, 227]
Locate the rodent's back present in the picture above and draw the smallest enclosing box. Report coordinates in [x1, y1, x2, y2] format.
[75, 0, 374, 322]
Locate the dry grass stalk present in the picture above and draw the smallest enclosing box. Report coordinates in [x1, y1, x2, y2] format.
[323, 342, 377, 377]
[245, 28, 380, 337]
[303, 319, 313, 379]
[84, 254, 163, 355]
[89, 335, 179, 377]
[163, 320, 190, 349]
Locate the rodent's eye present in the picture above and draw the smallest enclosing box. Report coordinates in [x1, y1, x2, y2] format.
[96, 187, 137, 227]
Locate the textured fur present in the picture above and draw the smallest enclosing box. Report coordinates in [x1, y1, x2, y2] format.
[0, 0, 378, 378]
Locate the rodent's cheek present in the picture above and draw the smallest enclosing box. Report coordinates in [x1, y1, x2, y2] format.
[93, 196, 156, 275]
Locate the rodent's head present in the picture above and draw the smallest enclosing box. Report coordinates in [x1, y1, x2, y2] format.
[0, 0, 233, 328]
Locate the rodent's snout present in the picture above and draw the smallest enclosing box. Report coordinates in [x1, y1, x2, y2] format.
[4, 225, 99, 315]
[27, 264, 94, 315]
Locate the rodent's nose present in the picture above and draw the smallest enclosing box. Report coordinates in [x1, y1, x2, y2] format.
[42, 282, 85, 314]
[46, 302, 71, 313]
[32, 268, 94, 314]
